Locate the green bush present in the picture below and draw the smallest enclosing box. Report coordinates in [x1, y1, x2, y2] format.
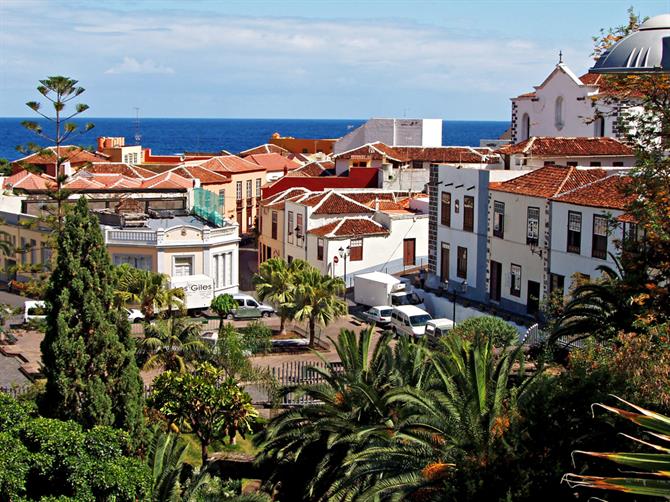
[450, 316, 519, 348]
[240, 320, 272, 355]
[0, 394, 150, 501]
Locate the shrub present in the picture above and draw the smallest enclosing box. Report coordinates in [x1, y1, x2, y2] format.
[450, 316, 518, 348]
[240, 320, 272, 355]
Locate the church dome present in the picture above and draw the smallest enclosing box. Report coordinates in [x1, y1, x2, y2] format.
[590, 13, 670, 73]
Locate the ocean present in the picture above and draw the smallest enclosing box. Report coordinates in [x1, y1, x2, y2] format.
[0, 118, 509, 161]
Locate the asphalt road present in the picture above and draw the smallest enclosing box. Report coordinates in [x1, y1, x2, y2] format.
[0, 290, 32, 308]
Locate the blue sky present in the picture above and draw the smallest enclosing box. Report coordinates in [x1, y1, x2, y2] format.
[1, 0, 668, 120]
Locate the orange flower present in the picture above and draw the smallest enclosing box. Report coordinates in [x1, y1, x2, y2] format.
[421, 462, 454, 480]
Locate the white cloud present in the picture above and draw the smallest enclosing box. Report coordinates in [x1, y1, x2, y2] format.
[104, 57, 174, 75]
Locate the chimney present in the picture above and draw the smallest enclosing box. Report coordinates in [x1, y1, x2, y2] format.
[283, 164, 288, 177]
[374, 197, 379, 212]
[97, 137, 105, 151]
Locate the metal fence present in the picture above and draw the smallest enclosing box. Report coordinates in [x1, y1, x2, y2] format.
[521, 323, 588, 350]
[269, 360, 342, 406]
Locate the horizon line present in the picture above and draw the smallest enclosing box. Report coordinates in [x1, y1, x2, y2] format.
[0, 116, 510, 123]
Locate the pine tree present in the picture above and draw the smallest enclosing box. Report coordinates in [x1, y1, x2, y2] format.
[40, 197, 144, 439]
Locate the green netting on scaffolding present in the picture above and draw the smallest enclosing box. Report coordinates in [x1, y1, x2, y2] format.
[192, 187, 225, 226]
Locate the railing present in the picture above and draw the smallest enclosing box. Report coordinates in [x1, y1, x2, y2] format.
[106, 229, 157, 244]
[521, 323, 588, 350]
[269, 360, 343, 406]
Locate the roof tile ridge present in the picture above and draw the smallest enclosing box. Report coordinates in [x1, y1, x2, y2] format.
[553, 166, 576, 196]
[553, 171, 618, 199]
[329, 218, 348, 237]
[336, 191, 376, 211]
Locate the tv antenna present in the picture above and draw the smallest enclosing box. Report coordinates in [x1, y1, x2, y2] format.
[133, 107, 142, 144]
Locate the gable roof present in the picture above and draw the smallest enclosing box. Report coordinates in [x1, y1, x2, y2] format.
[170, 165, 230, 184]
[332, 142, 408, 162]
[79, 162, 156, 178]
[285, 160, 334, 178]
[194, 155, 265, 174]
[2, 170, 54, 191]
[495, 136, 634, 157]
[139, 171, 193, 190]
[489, 166, 608, 198]
[245, 153, 302, 172]
[239, 143, 291, 157]
[308, 217, 389, 238]
[534, 63, 584, 91]
[551, 175, 633, 210]
[302, 191, 375, 215]
[12, 146, 109, 166]
[261, 187, 312, 208]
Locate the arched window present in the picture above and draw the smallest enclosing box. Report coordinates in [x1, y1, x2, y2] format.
[555, 96, 564, 130]
[594, 115, 605, 137]
[521, 113, 530, 141]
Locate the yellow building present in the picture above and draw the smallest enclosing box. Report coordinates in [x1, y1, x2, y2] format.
[257, 188, 311, 264]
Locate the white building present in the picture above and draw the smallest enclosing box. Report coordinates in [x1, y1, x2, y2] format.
[510, 61, 636, 143]
[487, 166, 609, 315]
[427, 165, 523, 303]
[100, 212, 240, 298]
[334, 118, 443, 154]
[280, 189, 428, 285]
[549, 175, 634, 296]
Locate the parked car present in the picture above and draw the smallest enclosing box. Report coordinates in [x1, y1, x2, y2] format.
[228, 294, 274, 320]
[360, 306, 393, 326]
[23, 300, 46, 324]
[125, 308, 145, 323]
[425, 318, 454, 347]
[390, 305, 432, 339]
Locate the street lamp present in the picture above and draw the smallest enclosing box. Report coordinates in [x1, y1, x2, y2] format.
[338, 245, 350, 294]
[445, 279, 468, 325]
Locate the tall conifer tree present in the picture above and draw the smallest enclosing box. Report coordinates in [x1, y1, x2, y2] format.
[40, 197, 144, 438]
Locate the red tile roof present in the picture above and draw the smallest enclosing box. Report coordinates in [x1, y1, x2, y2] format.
[170, 166, 230, 184]
[333, 142, 408, 162]
[79, 163, 155, 178]
[495, 137, 634, 157]
[261, 187, 312, 207]
[245, 153, 302, 172]
[490, 166, 608, 198]
[195, 155, 265, 174]
[579, 72, 603, 86]
[309, 191, 375, 215]
[239, 144, 291, 157]
[514, 91, 537, 99]
[551, 175, 633, 210]
[3, 171, 54, 190]
[12, 146, 109, 166]
[334, 142, 498, 164]
[308, 217, 389, 238]
[140, 171, 193, 190]
[286, 160, 334, 178]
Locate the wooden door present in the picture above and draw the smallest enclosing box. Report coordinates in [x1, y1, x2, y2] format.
[490, 261, 502, 301]
[403, 238, 416, 266]
[440, 243, 449, 283]
[527, 280, 540, 316]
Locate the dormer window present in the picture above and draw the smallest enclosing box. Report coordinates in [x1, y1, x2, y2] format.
[555, 96, 564, 130]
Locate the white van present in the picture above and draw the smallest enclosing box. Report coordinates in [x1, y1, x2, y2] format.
[425, 318, 454, 347]
[23, 301, 46, 324]
[390, 305, 432, 339]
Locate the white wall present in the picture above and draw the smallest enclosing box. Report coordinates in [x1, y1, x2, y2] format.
[334, 118, 443, 154]
[513, 155, 637, 169]
[512, 65, 619, 142]
[549, 200, 624, 295]
[488, 192, 547, 310]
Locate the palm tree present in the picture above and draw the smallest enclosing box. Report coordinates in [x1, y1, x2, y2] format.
[290, 267, 347, 348]
[563, 396, 670, 497]
[147, 428, 189, 501]
[139, 317, 206, 372]
[255, 327, 431, 501]
[552, 257, 640, 344]
[333, 335, 533, 500]
[115, 264, 185, 318]
[253, 258, 307, 336]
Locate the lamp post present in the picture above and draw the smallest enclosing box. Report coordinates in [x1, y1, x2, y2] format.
[338, 245, 350, 296]
[447, 279, 467, 325]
